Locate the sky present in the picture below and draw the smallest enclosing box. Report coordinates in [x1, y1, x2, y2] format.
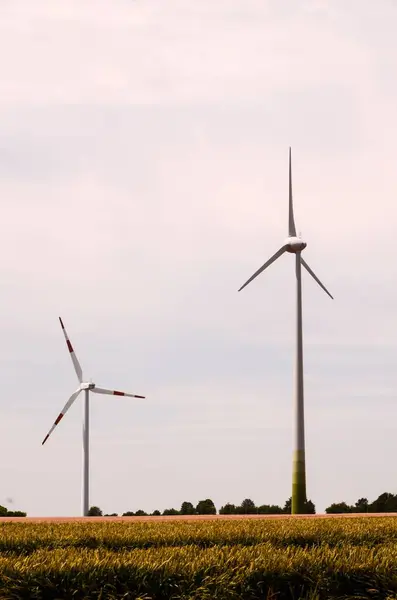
[0, 0, 396, 516]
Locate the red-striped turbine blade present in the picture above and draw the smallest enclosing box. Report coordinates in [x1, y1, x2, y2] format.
[92, 387, 145, 399]
[41, 388, 82, 445]
[59, 317, 83, 383]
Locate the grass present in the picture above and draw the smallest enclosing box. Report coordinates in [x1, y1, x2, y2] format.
[1, 517, 397, 598]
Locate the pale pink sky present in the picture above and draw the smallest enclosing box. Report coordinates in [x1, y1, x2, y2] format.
[0, 0, 396, 516]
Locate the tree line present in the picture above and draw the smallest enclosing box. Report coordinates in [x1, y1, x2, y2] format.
[88, 497, 316, 516]
[0, 505, 26, 517]
[3, 492, 397, 518]
[324, 493, 397, 514]
[89, 492, 397, 517]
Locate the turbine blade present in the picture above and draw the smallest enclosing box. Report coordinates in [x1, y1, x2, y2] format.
[238, 246, 287, 292]
[301, 257, 334, 300]
[289, 147, 297, 237]
[42, 388, 82, 445]
[59, 317, 83, 383]
[91, 386, 145, 399]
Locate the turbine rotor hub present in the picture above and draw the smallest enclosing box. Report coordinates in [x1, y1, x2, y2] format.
[80, 382, 95, 390]
[285, 236, 307, 253]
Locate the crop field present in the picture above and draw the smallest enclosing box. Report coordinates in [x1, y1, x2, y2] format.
[1, 517, 397, 599]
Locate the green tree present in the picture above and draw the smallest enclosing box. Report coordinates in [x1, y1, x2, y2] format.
[180, 501, 196, 515]
[87, 506, 102, 516]
[134, 510, 148, 516]
[354, 498, 369, 513]
[370, 492, 397, 513]
[284, 497, 315, 514]
[162, 508, 180, 516]
[325, 502, 352, 514]
[6, 511, 27, 517]
[257, 504, 284, 514]
[104, 513, 118, 517]
[151, 510, 161, 516]
[219, 503, 237, 515]
[122, 511, 135, 516]
[240, 498, 257, 514]
[196, 499, 216, 515]
[305, 499, 316, 514]
[0, 505, 8, 516]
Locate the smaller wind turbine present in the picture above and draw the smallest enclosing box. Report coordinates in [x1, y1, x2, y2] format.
[42, 317, 145, 516]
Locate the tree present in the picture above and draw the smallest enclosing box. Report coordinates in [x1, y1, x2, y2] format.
[135, 510, 148, 517]
[162, 508, 180, 516]
[354, 498, 369, 513]
[6, 511, 27, 517]
[284, 497, 316, 514]
[219, 503, 237, 515]
[151, 510, 161, 516]
[305, 499, 316, 514]
[180, 502, 196, 515]
[257, 504, 284, 514]
[370, 492, 397, 513]
[122, 511, 135, 516]
[240, 498, 257, 514]
[104, 513, 118, 517]
[0, 505, 26, 517]
[325, 502, 352, 514]
[87, 506, 102, 516]
[196, 499, 216, 515]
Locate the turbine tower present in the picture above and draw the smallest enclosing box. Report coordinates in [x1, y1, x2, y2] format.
[42, 317, 145, 516]
[238, 148, 333, 514]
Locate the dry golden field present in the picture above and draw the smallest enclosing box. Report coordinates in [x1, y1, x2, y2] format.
[0, 511, 396, 522]
[1, 515, 397, 598]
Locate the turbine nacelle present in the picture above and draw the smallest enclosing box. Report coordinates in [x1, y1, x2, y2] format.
[80, 382, 95, 390]
[284, 236, 307, 253]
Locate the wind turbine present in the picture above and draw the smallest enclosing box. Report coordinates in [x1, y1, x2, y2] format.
[42, 317, 145, 516]
[238, 148, 333, 515]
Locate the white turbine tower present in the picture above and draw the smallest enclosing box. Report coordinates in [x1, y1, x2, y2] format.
[42, 317, 145, 516]
[238, 148, 333, 514]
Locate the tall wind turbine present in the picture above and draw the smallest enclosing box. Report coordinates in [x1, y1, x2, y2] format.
[238, 148, 333, 514]
[42, 317, 145, 516]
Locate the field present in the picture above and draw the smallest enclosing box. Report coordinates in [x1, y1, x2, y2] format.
[1, 516, 397, 599]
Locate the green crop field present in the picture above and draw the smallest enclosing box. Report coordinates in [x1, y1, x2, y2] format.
[1, 517, 397, 599]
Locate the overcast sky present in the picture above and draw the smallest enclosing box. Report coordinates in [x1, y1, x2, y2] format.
[0, 0, 396, 516]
